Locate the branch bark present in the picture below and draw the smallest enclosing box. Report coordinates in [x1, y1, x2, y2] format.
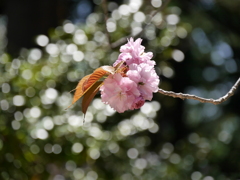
[158, 77, 240, 105]
[111, 0, 171, 48]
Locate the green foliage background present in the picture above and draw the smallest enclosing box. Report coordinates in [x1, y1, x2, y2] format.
[0, 0, 240, 179]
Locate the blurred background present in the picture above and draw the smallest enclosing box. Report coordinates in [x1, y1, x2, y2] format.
[0, 0, 240, 179]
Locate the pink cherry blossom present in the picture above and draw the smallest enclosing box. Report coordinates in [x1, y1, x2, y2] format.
[113, 38, 155, 67]
[101, 38, 160, 113]
[120, 38, 145, 55]
[100, 73, 140, 113]
[127, 63, 159, 100]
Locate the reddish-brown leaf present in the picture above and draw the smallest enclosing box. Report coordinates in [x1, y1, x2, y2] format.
[67, 67, 109, 110]
[82, 81, 103, 115]
[83, 67, 109, 91]
[69, 74, 91, 107]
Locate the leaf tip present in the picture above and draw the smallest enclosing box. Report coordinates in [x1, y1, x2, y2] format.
[83, 114, 86, 123]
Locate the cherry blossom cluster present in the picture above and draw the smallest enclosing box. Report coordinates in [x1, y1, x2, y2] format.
[100, 38, 160, 113]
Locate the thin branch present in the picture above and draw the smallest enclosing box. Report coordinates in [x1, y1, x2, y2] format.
[111, 0, 171, 48]
[102, 0, 112, 49]
[158, 77, 240, 105]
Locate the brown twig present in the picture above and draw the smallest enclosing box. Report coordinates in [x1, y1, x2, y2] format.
[102, 0, 112, 49]
[158, 77, 240, 105]
[111, 0, 171, 48]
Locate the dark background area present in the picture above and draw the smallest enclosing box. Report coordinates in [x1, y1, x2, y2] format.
[1, 0, 70, 56]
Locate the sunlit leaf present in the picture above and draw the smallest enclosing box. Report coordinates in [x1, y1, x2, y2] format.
[83, 67, 110, 91]
[69, 74, 91, 107]
[68, 66, 111, 110]
[82, 81, 103, 116]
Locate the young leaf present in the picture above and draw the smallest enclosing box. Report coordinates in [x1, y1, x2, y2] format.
[83, 66, 110, 91]
[69, 74, 91, 107]
[68, 66, 112, 110]
[82, 81, 103, 115]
